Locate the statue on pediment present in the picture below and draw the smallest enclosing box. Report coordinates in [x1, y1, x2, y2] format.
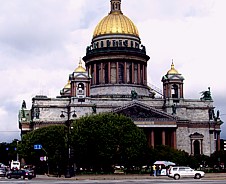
[131, 90, 138, 100]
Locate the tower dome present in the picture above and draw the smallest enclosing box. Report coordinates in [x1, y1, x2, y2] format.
[167, 62, 179, 75]
[93, 0, 139, 38]
[74, 59, 86, 73]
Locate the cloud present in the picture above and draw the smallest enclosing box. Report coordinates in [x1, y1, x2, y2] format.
[0, 0, 226, 142]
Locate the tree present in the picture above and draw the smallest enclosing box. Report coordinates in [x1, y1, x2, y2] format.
[70, 113, 148, 172]
[147, 145, 191, 167]
[18, 125, 66, 174]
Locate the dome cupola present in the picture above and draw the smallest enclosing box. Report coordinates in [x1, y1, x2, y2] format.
[83, 0, 151, 99]
[93, 0, 139, 38]
[167, 62, 179, 75]
[74, 59, 86, 73]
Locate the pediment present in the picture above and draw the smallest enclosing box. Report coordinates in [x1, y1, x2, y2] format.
[112, 101, 176, 121]
[74, 73, 88, 79]
[167, 75, 184, 80]
[162, 74, 184, 81]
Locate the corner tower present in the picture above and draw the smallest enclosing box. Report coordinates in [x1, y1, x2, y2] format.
[83, 0, 151, 98]
[162, 62, 184, 101]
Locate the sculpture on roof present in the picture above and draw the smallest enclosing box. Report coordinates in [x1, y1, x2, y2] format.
[131, 90, 138, 100]
[172, 104, 177, 115]
[200, 87, 212, 101]
[92, 104, 97, 114]
[22, 100, 26, 109]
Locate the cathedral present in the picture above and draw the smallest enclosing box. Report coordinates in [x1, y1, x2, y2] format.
[19, 0, 223, 156]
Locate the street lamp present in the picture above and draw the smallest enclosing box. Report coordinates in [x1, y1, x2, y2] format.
[60, 106, 77, 178]
[16, 140, 19, 162]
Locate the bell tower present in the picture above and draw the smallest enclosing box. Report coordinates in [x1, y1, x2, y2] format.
[162, 62, 184, 101]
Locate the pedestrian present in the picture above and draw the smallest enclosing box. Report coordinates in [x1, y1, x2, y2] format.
[158, 165, 161, 175]
[152, 164, 156, 176]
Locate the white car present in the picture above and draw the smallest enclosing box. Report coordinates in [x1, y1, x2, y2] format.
[168, 166, 205, 180]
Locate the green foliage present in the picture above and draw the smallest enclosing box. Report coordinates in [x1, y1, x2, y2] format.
[19, 125, 66, 174]
[147, 145, 190, 166]
[70, 113, 148, 172]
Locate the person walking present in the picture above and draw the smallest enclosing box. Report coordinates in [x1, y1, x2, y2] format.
[152, 164, 156, 176]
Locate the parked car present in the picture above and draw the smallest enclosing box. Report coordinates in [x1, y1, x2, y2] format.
[6, 169, 33, 180]
[0, 168, 6, 177]
[168, 166, 205, 180]
[23, 165, 36, 178]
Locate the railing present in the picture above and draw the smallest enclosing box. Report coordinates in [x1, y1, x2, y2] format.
[147, 82, 163, 97]
[86, 46, 147, 55]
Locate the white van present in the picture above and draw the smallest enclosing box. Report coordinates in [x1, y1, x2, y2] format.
[10, 161, 20, 170]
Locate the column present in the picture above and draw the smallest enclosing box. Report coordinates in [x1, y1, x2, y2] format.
[162, 130, 166, 145]
[70, 82, 73, 96]
[144, 65, 147, 85]
[172, 130, 177, 149]
[181, 84, 184, 98]
[168, 84, 171, 98]
[148, 131, 152, 148]
[201, 140, 203, 155]
[94, 63, 96, 85]
[132, 63, 135, 84]
[124, 62, 127, 83]
[108, 62, 111, 84]
[151, 129, 155, 148]
[86, 82, 90, 97]
[199, 140, 202, 155]
[217, 133, 221, 151]
[138, 63, 141, 84]
[100, 63, 103, 84]
[191, 140, 193, 155]
[142, 64, 145, 85]
[116, 62, 119, 83]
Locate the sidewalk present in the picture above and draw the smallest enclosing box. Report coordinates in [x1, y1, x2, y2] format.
[35, 173, 226, 180]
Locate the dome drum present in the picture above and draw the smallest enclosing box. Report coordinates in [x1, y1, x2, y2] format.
[87, 37, 144, 53]
[90, 84, 152, 98]
[84, 55, 149, 66]
[84, 46, 148, 61]
[92, 34, 141, 44]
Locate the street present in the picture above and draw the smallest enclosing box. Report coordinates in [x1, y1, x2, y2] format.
[1, 178, 226, 184]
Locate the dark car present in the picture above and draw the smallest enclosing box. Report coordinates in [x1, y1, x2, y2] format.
[0, 168, 6, 177]
[6, 170, 33, 180]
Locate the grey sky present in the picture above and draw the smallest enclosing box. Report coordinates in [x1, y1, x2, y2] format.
[0, 0, 226, 142]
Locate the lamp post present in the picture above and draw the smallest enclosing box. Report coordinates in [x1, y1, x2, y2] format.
[60, 105, 77, 178]
[16, 140, 19, 161]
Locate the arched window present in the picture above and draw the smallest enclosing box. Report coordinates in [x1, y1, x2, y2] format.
[127, 63, 132, 84]
[172, 84, 179, 98]
[140, 64, 143, 85]
[77, 83, 84, 95]
[194, 140, 200, 155]
[190, 132, 203, 155]
[118, 63, 124, 83]
[111, 62, 116, 84]
[96, 64, 101, 85]
[134, 63, 138, 84]
[91, 65, 94, 85]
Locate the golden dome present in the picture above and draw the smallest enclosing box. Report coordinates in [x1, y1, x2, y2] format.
[93, 0, 139, 38]
[74, 59, 86, 73]
[167, 62, 179, 75]
[64, 80, 71, 89]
